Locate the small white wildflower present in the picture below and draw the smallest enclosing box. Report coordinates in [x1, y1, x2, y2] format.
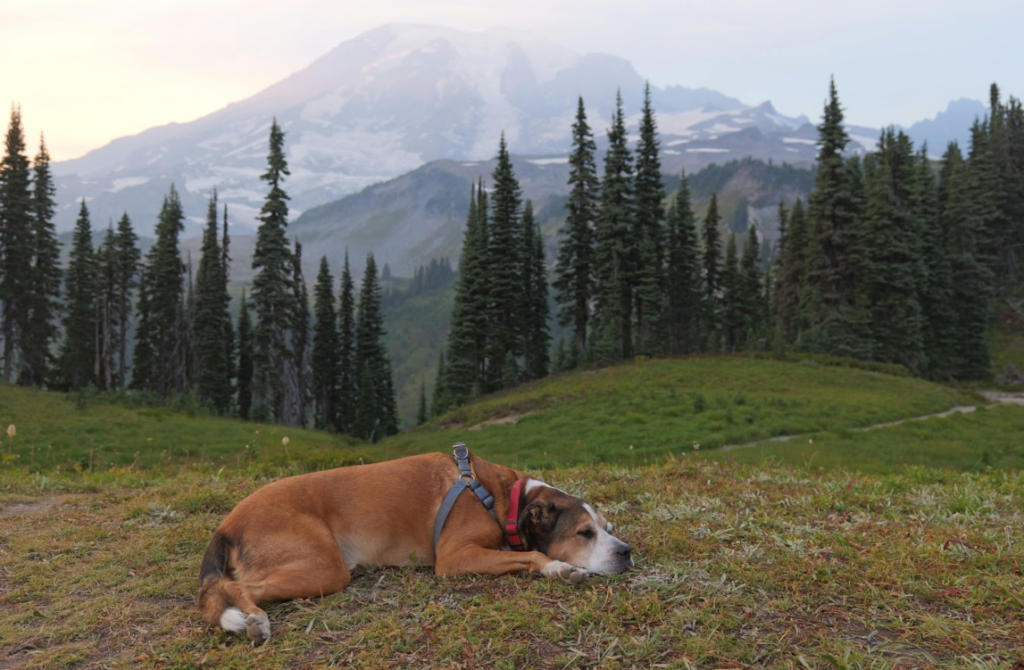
[6, 424, 15, 439]
[692, 442, 700, 451]
[282, 437, 290, 446]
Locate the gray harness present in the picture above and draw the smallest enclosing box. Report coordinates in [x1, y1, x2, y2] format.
[432, 443, 496, 550]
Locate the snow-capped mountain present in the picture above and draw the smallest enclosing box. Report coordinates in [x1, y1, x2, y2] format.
[50, 24, 725, 233]
[51, 23, 837, 235]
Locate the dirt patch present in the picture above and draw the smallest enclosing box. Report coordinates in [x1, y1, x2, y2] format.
[0, 497, 60, 517]
[467, 411, 536, 431]
[980, 391, 1024, 406]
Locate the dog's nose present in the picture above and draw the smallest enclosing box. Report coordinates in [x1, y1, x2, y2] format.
[618, 544, 632, 558]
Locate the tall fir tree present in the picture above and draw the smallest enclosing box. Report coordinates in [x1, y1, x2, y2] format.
[220, 204, 235, 393]
[286, 240, 312, 427]
[701, 192, 723, 345]
[719, 233, 742, 352]
[312, 256, 339, 429]
[236, 290, 254, 420]
[633, 83, 668, 356]
[591, 91, 636, 364]
[111, 213, 140, 388]
[194, 191, 232, 414]
[486, 134, 524, 390]
[95, 224, 117, 390]
[803, 78, 871, 358]
[416, 377, 428, 426]
[59, 201, 97, 390]
[0, 105, 33, 383]
[912, 145, 957, 380]
[353, 254, 398, 441]
[133, 184, 187, 400]
[665, 173, 704, 354]
[23, 133, 62, 386]
[520, 200, 551, 380]
[939, 142, 992, 379]
[773, 199, 808, 345]
[445, 182, 491, 403]
[738, 226, 764, 349]
[554, 96, 599, 359]
[250, 118, 295, 421]
[336, 251, 357, 434]
[430, 349, 452, 417]
[862, 128, 926, 373]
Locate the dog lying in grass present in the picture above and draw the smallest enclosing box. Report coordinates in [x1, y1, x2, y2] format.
[198, 446, 633, 643]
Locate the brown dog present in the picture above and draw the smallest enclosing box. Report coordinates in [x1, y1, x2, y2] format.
[198, 446, 632, 642]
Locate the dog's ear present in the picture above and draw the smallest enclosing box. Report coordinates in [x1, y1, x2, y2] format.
[519, 499, 559, 552]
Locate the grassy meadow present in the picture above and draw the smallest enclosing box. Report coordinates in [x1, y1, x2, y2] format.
[2, 355, 1024, 668]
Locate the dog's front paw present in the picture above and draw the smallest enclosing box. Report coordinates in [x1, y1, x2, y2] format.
[542, 560, 590, 584]
[244, 612, 271, 644]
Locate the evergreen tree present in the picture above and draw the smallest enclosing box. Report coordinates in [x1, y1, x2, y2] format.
[236, 290, 254, 420]
[803, 78, 871, 358]
[353, 254, 398, 441]
[287, 240, 312, 427]
[336, 251, 356, 434]
[312, 256, 339, 429]
[220, 204, 235, 394]
[554, 96, 598, 359]
[633, 83, 668, 356]
[430, 349, 452, 417]
[0, 105, 33, 382]
[22, 133, 62, 386]
[912, 146, 957, 380]
[416, 377, 428, 426]
[591, 91, 635, 363]
[862, 128, 926, 373]
[445, 183, 491, 403]
[701, 193, 723, 344]
[665, 173, 704, 354]
[250, 118, 295, 421]
[739, 226, 764, 349]
[486, 135, 524, 390]
[521, 200, 550, 380]
[112, 213, 140, 388]
[940, 142, 992, 379]
[133, 185, 187, 400]
[194, 192, 232, 414]
[773, 199, 808, 345]
[720, 234, 741, 351]
[59, 201, 97, 390]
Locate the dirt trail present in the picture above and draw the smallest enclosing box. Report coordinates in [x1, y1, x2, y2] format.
[721, 392, 1023, 452]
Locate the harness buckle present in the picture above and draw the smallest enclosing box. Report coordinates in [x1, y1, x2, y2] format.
[452, 442, 469, 460]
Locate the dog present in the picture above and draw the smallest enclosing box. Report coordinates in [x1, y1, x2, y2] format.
[198, 444, 633, 643]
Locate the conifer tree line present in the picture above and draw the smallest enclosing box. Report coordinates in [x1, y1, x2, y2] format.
[770, 80, 1023, 379]
[0, 110, 398, 437]
[432, 79, 1023, 418]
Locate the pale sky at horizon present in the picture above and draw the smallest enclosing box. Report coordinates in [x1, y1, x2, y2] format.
[2, 0, 1020, 162]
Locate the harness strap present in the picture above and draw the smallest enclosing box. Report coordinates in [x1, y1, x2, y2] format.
[433, 443, 497, 550]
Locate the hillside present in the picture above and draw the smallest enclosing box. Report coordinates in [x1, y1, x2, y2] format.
[293, 157, 815, 278]
[376, 356, 1010, 470]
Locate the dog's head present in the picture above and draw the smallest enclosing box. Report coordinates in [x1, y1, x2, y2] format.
[517, 481, 633, 574]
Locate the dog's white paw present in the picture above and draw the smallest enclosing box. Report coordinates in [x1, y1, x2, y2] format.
[244, 612, 271, 644]
[542, 560, 590, 584]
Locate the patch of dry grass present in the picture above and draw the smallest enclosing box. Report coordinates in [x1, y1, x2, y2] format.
[2, 457, 1022, 669]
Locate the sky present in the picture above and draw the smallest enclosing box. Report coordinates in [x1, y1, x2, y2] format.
[2, 0, 1021, 162]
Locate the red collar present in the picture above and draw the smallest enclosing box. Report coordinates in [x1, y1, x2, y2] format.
[505, 479, 526, 551]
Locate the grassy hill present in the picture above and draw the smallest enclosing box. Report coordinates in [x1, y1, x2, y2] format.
[377, 356, 996, 470]
[2, 357, 1024, 668]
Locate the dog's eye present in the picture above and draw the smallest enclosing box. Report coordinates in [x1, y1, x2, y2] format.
[578, 528, 595, 539]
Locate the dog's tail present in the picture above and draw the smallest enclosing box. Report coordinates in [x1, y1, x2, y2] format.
[197, 530, 244, 632]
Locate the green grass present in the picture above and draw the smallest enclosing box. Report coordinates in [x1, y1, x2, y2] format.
[708, 404, 1024, 474]
[0, 385, 367, 471]
[377, 356, 981, 469]
[1, 460, 1022, 668]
